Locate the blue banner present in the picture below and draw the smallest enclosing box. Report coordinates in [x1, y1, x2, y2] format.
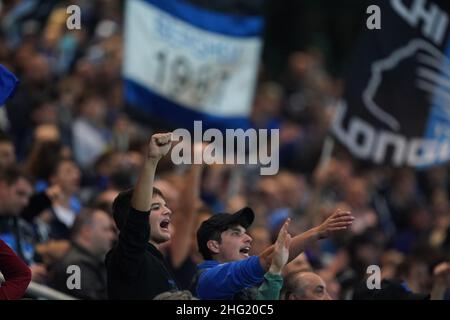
[123, 0, 264, 130]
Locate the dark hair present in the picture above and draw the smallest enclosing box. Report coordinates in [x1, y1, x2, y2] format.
[0, 166, 31, 186]
[199, 222, 241, 260]
[200, 229, 222, 261]
[0, 132, 12, 144]
[93, 199, 114, 216]
[109, 170, 134, 190]
[24, 141, 65, 181]
[112, 187, 165, 207]
[153, 187, 164, 199]
[93, 150, 118, 171]
[112, 187, 165, 230]
[49, 157, 77, 178]
[71, 208, 98, 238]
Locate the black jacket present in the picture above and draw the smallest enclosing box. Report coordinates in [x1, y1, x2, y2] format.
[52, 242, 107, 300]
[22, 192, 71, 241]
[105, 207, 178, 299]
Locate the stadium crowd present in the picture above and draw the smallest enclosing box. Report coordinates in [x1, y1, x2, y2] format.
[1, 0, 450, 300]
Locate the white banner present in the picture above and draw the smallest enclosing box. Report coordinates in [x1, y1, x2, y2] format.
[123, 0, 263, 118]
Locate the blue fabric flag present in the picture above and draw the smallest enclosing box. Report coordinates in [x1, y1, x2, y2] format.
[0, 64, 19, 106]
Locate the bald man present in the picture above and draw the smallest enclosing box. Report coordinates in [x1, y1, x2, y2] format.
[282, 271, 332, 300]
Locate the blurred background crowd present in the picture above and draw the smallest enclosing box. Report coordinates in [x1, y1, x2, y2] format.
[0, 0, 449, 300]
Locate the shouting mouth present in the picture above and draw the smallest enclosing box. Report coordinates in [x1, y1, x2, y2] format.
[239, 246, 250, 257]
[159, 219, 170, 232]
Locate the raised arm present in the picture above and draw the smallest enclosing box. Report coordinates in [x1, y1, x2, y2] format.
[287, 209, 353, 262]
[196, 256, 266, 299]
[170, 144, 204, 268]
[259, 209, 354, 269]
[131, 133, 172, 211]
[114, 133, 172, 273]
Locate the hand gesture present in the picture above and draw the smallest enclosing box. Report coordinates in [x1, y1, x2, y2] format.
[147, 133, 172, 160]
[317, 209, 354, 239]
[433, 262, 450, 287]
[269, 218, 292, 275]
[45, 185, 62, 204]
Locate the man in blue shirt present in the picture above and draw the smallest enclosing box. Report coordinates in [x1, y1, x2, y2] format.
[194, 207, 354, 300]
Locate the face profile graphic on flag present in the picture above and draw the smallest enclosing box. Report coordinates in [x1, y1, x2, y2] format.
[363, 39, 450, 133]
[332, 0, 450, 169]
[0, 64, 19, 106]
[123, 0, 265, 131]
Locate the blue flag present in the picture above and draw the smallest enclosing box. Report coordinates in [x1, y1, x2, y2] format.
[0, 64, 19, 106]
[123, 0, 265, 131]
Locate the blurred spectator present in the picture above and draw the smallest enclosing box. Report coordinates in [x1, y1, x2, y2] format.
[343, 177, 378, 235]
[94, 189, 120, 216]
[384, 169, 420, 232]
[0, 167, 34, 263]
[24, 140, 71, 189]
[352, 279, 429, 300]
[281, 271, 331, 300]
[22, 158, 81, 241]
[72, 95, 112, 168]
[249, 225, 271, 256]
[0, 133, 16, 169]
[0, 166, 47, 283]
[250, 82, 283, 130]
[48, 158, 82, 216]
[397, 257, 431, 294]
[6, 53, 54, 159]
[51, 208, 115, 299]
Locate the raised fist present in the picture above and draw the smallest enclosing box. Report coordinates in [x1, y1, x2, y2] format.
[147, 133, 172, 160]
